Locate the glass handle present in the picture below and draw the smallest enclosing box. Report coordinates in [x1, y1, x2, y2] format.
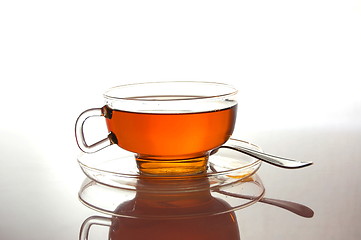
[79, 216, 112, 240]
[75, 108, 114, 153]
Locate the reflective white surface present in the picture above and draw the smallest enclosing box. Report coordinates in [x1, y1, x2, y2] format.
[0, 0, 360, 239]
[1, 125, 360, 239]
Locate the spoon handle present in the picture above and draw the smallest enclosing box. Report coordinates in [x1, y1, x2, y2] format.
[219, 144, 313, 169]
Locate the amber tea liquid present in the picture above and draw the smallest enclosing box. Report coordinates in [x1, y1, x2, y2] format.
[105, 103, 237, 175]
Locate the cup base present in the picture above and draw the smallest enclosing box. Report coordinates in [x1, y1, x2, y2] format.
[136, 155, 209, 176]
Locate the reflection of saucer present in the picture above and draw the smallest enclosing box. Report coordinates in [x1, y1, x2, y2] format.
[77, 139, 262, 190]
[78, 175, 265, 219]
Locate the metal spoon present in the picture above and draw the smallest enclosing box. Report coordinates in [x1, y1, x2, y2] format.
[211, 143, 313, 169]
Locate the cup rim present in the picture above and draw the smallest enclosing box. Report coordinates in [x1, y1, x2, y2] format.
[103, 81, 238, 101]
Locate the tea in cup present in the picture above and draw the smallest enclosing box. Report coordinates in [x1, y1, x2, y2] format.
[75, 81, 238, 175]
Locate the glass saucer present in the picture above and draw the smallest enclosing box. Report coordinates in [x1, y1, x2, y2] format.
[77, 138, 262, 191]
[78, 174, 265, 219]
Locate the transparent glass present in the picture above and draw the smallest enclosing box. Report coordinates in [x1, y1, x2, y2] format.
[77, 138, 262, 190]
[78, 175, 264, 240]
[75, 81, 238, 175]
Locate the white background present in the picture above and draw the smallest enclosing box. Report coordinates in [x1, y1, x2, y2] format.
[0, 1, 360, 238]
[1, 0, 360, 180]
[1, 1, 360, 179]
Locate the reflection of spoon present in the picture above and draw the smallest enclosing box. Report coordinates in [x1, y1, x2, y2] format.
[211, 143, 313, 169]
[215, 190, 314, 218]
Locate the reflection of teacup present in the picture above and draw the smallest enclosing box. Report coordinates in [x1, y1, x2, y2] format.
[75, 81, 238, 175]
[80, 177, 241, 240]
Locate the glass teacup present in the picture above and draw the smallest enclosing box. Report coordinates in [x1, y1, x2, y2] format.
[75, 81, 237, 175]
